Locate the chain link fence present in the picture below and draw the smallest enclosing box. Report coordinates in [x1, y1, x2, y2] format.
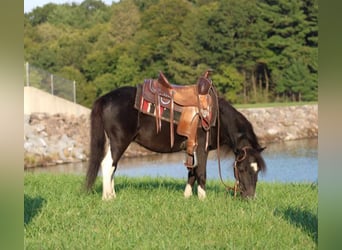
[24, 62, 76, 103]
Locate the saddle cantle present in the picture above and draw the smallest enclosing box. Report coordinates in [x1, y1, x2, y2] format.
[134, 70, 218, 168]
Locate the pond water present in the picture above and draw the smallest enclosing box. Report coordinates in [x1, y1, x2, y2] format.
[26, 138, 318, 183]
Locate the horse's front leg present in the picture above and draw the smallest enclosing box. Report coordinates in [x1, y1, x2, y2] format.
[184, 164, 207, 199]
[194, 137, 208, 200]
[101, 145, 116, 200]
[196, 163, 207, 200]
[184, 138, 208, 200]
[184, 168, 196, 198]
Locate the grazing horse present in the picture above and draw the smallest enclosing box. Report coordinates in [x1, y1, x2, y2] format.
[85, 84, 266, 200]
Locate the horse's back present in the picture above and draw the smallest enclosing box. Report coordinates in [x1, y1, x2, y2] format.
[96, 86, 136, 107]
[96, 86, 136, 112]
[96, 86, 139, 133]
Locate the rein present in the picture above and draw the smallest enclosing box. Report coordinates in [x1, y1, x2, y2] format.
[214, 91, 237, 196]
[208, 82, 251, 197]
[218, 145, 250, 197]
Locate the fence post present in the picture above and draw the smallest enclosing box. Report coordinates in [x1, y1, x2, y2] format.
[25, 61, 29, 86]
[73, 81, 76, 103]
[51, 74, 54, 95]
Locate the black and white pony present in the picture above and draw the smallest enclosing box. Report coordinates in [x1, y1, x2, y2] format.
[85, 86, 266, 200]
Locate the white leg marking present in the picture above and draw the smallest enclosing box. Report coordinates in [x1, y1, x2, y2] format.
[101, 145, 116, 200]
[184, 184, 193, 198]
[250, 162, 258, 172]
[197, 185, 206, 200]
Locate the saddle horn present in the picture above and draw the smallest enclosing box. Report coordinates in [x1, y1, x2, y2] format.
[158, 71, 171, 87]
[198, 69, 213, 95]
[203, 69, 214, 78]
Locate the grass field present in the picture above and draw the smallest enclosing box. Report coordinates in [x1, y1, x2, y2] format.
[24, 173, 317, 249]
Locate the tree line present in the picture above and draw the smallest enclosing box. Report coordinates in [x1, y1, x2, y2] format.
[24, 0, 318, 108]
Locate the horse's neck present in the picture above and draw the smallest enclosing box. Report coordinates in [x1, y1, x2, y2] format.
[235, 138, 252, 151]
[218, 98, 258, 151]
[221, 122, 251, 151]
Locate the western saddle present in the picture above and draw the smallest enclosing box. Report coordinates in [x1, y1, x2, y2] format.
[134, 70, 218, 168]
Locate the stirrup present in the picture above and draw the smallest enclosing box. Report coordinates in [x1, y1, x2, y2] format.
[184, 151, 198, 168]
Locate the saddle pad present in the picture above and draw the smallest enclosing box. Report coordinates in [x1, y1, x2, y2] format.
[134, 84, 181, 124]
[141, 80, 178, 110]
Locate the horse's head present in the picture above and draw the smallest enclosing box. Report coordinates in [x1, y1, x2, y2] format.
[233, 146, 266, 199]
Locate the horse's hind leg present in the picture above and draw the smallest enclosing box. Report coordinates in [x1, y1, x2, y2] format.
[101, 144, 116, 200]
[102, 131, 134, 200]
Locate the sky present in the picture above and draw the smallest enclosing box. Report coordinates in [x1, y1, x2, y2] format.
[24, 0, 117, 13]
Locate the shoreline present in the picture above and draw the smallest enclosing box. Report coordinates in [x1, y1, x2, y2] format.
[24, 104, 318, 168]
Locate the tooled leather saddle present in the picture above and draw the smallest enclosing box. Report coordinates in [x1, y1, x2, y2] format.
[134, 70, 218, 168]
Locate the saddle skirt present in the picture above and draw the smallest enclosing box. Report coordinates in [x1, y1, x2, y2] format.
[135, 78, 217, 128]
[134, 71, 218, 167]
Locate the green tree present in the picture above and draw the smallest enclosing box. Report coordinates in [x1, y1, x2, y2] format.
[25, 3, 58, 26]
[93, 73, 116, 97]
[81, 49, 118, 81]
[135, 0, 191, 79]
[112, 52, 140, 88]
[277, 60, 316, 102]
[257, 0, 317, 101]
[108, 0, 141, 45]
[24, 0, 318, 104]
[57, 66, 86, 84]
[47, 0, 110, 28]
[166, 3, 212, 84]
[78, 82, 97, 108]
[212, 65, 244, 103]
[56, 31, 90, 69]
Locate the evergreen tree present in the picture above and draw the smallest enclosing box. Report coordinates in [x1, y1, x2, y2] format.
[24, 0, 318, 107]
[212, 64, 244, 103]
[257, 0, 317, 101]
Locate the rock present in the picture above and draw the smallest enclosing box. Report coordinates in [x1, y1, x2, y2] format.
[35, 124, 45, 133]
[24, 104, 318, 167]
[239, 104, 318, 145]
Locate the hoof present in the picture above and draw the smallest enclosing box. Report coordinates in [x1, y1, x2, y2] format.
[102, 192, 116, 201]
[184, 184, 193, 198]
[197, 186, 206, 200]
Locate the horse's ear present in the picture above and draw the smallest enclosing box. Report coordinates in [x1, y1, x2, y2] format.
[236, 133, 244, 140]
[258, 146, 266, 152]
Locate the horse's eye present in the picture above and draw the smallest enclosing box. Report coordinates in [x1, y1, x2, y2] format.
[238, 168, 245, 173]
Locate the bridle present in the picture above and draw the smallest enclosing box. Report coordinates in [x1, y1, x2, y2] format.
[212, 88, 252, 197]
[218, 146, 250, 197]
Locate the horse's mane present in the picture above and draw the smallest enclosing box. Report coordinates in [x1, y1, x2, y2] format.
[218, 97, 263, 151]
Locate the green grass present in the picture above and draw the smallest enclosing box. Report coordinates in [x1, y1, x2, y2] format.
[24, 173, 317, 249]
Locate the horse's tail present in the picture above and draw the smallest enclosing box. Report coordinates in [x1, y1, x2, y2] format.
[85, 98, 107, 191]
